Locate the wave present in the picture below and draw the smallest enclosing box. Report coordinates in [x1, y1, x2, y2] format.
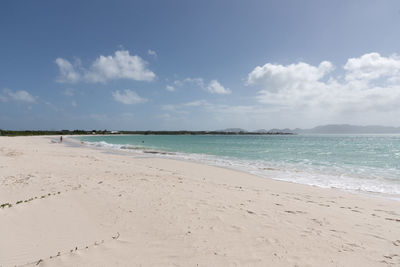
[81, 140, 400, 199]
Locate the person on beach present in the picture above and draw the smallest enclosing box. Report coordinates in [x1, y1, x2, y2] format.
[60, 136, 63, 143]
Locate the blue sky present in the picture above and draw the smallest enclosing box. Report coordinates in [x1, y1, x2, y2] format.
[1, 0, 400, 130]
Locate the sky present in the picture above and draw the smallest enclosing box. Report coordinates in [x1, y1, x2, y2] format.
[1, 0, 400, 131]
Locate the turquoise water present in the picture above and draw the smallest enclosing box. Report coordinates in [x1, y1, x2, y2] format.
[76, 134, 400, 197]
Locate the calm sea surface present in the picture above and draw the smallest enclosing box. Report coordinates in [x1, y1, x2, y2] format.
[76, 134, 400, 198]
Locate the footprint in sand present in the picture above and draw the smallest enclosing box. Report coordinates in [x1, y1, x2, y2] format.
[385, 217, 400, 222]
[285, 210, 307, 214]
[374, 209, 399, 216]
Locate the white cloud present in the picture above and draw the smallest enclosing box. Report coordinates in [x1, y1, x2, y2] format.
[112, 89, 147, 105]
[172, 77, 230, 94]
[86, 50, 155, 82]
[206, 80, 231, 94]
[1, 89, 36, 103]
[71, 100, 77, 107]
[344, 52, 400, 83]
[148, 49, 157, 57]
[247, 61, 333, 92]
[55, 58, 81, 83]
[246, 52, 400, 126]
[166, 85, 176, 92]
[11, 91, 36, 103]
[158, 53, 400, 129]
[56, 50, 156, 83]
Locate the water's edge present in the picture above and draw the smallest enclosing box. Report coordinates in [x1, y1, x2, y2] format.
[68, 135, 400, 201]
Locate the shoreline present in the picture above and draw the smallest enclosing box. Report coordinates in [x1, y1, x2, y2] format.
[1, 136, 399, 266]
[71, 135, 400, 202]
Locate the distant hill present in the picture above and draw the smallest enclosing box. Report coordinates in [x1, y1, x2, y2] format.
[274, 124, 400, 134]
[221, 124, 400, 134]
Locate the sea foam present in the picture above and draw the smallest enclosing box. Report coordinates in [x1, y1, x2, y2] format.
[80, 137, 400, 199]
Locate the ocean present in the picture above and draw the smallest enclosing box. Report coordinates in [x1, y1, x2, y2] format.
[76, 134, 400, 199]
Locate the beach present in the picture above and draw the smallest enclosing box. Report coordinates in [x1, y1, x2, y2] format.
[0, 136, 399, 267]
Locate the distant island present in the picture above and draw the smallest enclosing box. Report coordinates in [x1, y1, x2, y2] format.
[265, 124, 400, 134]
[2, 124, 400, 136]
[219, 124, 400, 134]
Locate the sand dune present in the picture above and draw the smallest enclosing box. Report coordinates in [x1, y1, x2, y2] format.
[0, 136, 399, 266]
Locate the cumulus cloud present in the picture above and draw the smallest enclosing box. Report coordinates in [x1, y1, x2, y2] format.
[247, 53, 400, 125]
[55, 58, 81, 83]
[159, 51, 400, 128]
[112, 89, 147, 105]
[1, 89, 36, 103]
[247, 61, 333, 92]
[56, 50, 156, 83]
[206, 80, 231, 94]
[344, 52, 400, 83]
[85, 50, 155, 82]
[170, 77, 230, 94]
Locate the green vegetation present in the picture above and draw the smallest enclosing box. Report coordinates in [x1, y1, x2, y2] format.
[0, 129, 102, 136]
[119, 130, 294, 135]
[0, 129, 294, 136]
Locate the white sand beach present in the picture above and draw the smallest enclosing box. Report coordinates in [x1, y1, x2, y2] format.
[0, 136, 399, 267]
